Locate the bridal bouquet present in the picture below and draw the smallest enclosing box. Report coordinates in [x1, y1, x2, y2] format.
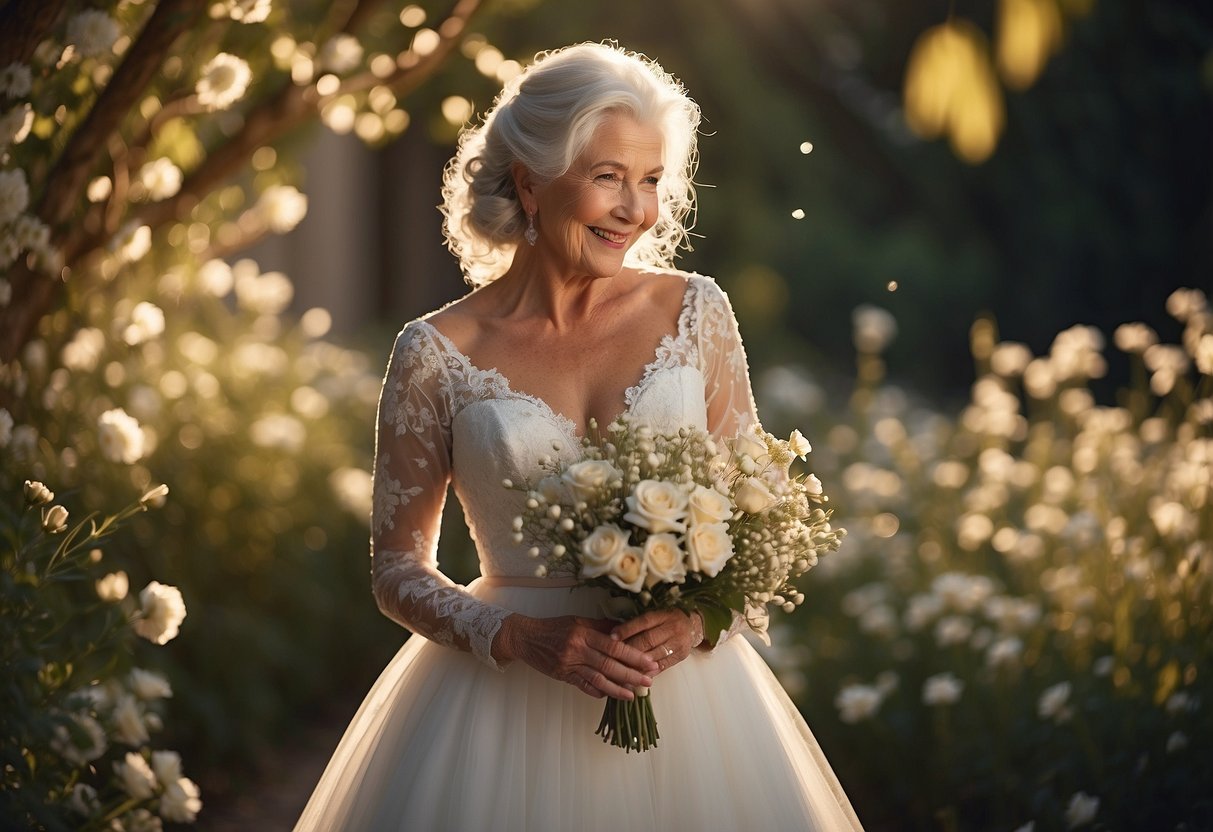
[507, 416, 846, 752]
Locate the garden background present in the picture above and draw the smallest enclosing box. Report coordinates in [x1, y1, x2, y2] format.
[1, 0, 1210, 830]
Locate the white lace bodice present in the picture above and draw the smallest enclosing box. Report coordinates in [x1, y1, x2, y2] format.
[370, 273, 759, 669]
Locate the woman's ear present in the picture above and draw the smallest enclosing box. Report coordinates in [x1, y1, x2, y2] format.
[511, 162, 536, 215]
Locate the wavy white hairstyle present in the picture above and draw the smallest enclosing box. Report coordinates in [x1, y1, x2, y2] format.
[440, 42, 701, 287]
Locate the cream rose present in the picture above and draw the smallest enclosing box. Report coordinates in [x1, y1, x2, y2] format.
[579, 524, 629, 579]
[685, 522, 734, 577]
[608, 546, 646, 593]
[735, 476, 777, 514]
[133, 581, 187, 645]
[111, 693, 150, 746]
[687, 484, 733, 526]
[160, 776, 202, 822]
[623, 480, 688, 533]
[788, 429, 812, 459]
[642, 533, 686, 587]
[561, 459, 621, 501]
[733, 431, 768, 463]
[115, 751, 156, 799]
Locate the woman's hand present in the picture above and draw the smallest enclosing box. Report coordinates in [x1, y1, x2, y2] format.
[493, 614, 658, 700]
[611, 609, 704, 677]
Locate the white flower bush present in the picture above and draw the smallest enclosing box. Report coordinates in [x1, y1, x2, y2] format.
[771, 289, 1212, 830]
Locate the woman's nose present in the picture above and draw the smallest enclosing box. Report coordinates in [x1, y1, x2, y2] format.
[613, 185, 645, 224]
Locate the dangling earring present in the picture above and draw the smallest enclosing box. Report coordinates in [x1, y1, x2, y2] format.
[524, 212, 538, 246]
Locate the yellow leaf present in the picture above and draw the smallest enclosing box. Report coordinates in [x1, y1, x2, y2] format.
[998, 0, 1064, 90]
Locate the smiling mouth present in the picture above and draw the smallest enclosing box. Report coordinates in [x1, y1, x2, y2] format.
[588, 226, 628, 244]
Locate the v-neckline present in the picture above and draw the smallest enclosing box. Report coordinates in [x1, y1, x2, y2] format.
[418, 276, 694, 441]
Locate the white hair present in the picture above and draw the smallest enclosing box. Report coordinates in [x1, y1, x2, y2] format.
[440, 42, 701, 287]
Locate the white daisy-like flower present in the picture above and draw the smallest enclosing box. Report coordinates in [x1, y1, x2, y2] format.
[66, 10, 121, 58]
[196, 53, 252, 111]
[0, 102, 34, 150]
[123, 300, 166, 345]
[0, 168, 30, 225]
[256, 184, 308, 233]
[319, 34, 364, 73]
[834, 683, 884, 723]
[133, 581, 187, 644]
[137, 157, 183, 201]
[115, 751, 157, 799]
[96, 570, 130, 602]
[129, 668, 173, 700]
[98, 407, 145, 464]
[0, 63, 32, 98]
[159, 775, 202, 822]
[922, 672, 964, 706]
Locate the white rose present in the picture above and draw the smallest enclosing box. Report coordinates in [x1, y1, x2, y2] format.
[687, 484, 732, 526]
[642, 533, 686, 587]
[607, 546, 646, 593]
[732, 430, 767, 463]
[788, 429, 812, 459]
[151, 750, 182, 787]
[97, 407, 145, 464]
[133, 581, 187, 645]
[685, 522, 734, 577]
[623, 480, 688, 533]
[579, 524, 628, 579]
[115, 751, 157, 799]
[111, 693, 150, 746]
[129, 668, 172, 700]
[561, 459, 621, 501]
[159, 776, 202, 822]
[96, 570, 129, 602]
[734, 476, 777, 514]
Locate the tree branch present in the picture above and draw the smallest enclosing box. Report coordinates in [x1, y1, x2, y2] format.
[0, 0, 68, 75]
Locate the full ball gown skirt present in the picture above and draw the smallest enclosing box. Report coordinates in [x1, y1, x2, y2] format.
[295, 582, 863, 831]
[294, 274, 864, 830]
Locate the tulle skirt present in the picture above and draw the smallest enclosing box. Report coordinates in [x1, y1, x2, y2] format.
[294, 580, 864, 831]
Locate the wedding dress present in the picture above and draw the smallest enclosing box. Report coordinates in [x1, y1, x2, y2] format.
[295, 273, 864, 831]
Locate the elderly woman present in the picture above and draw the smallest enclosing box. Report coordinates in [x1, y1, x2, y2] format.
[296, 43, 863, 831]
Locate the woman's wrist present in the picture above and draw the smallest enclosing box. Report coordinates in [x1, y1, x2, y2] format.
[689, 610, 705, 649]
[491, 613, 529, 663]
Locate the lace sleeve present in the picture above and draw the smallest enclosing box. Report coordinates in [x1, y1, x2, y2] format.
[694, 277, 763, 648]
[371, 323, 512, 670]
[696, 278, 760, 441]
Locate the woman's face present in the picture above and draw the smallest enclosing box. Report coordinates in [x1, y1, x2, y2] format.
[527, 112, 664, 279]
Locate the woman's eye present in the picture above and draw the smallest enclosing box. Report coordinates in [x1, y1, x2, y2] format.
[595, 172, 618, 182]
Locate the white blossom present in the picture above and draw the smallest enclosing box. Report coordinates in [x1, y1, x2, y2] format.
[51, 713, 107, 765]
[133, 581, 187, 644]
[67, 783, 100, 816]
[257, 184, 308, 233]
[62, 327, 106, 371]
[834, 683, 884, 723]
[115, 752, 157, 799]
[123, 301, 166, 345]
[136, 158, 183, 201]
[235, 265, 294, 315]
[1037, 681, 1073, 723]
[96, 570, 130, 602]
[0, 63, 32, 98]
[123, 808, 163, 832]
[129, 668, 173, 700]
[150, 750, 182, 787]
[12, 214, 49, 252]
[0, 233, 19, 269]
[111, 693, 151, 746]
[922, 672, 964, 705]
[159, 776, 202, 822]
[0, 168, 30, 225]
[66, 10, 121, 58]
[98, 407, 146, 464]
[42, 504, 69, 533]
[196, 53, 252, 111]
[1064, 791, 1099, 828]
